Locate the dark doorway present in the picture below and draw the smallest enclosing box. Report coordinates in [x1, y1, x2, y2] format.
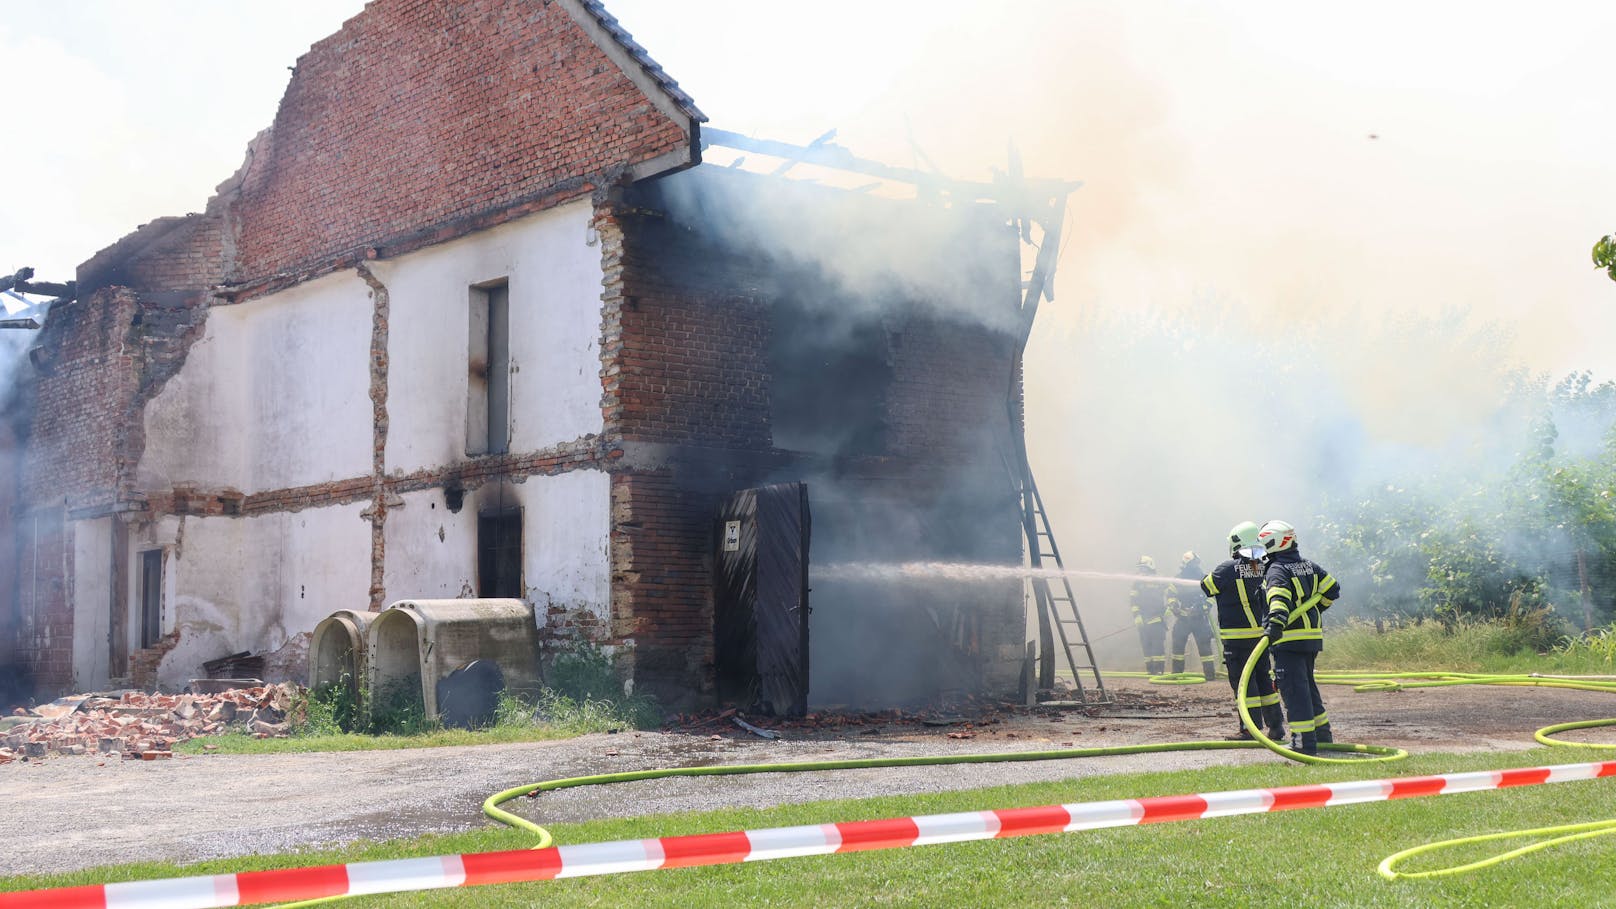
[477, 510, 523, 599]
[139, 550, 163, 648]
[714, 482, 811, 716]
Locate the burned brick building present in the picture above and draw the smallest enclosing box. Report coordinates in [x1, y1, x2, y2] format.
[1, 0, 1076, 711]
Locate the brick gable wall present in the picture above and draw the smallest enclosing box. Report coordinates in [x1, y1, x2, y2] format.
[229, 0, 694, 288]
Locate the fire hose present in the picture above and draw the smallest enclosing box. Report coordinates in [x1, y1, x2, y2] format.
[4, 662, 1615, 906]
[261, 643, 1616, 904]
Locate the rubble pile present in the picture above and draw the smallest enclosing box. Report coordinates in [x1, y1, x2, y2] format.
[0, 683, 298, 763]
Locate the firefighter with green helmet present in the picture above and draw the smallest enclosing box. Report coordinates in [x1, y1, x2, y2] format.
[1130, 555, 1169, 675]
[1172, 552, 1218, 680]
[1259, 519, 1342, 755]
[1200, 521, 1286, 741]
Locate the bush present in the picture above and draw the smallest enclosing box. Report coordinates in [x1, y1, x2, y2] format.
[1493, 591, 1569, 655]
[293, 676, 362, 736]
[536, 642, 662, 731]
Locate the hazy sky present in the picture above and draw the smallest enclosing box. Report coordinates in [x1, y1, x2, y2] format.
[5, 1, 1615, 605]
[6, 1, 1612, 365]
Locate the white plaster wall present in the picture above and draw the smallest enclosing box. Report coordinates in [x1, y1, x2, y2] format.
[157, 504, 370, 689]
[138, 269, 373, 495]
[375, 199, 604, 475]
[382, 470, 610, 623]
[521, 469, 611, 620]
[383, 488, 479, 600]
[70, 518, 112, 691]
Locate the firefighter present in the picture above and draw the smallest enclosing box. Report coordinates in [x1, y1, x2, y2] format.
[1171, 552, 1218, 681]
[1200, 522, 1286, 741]
[1129, 555, 1168, 675]
[1258, 519, 1342, 756]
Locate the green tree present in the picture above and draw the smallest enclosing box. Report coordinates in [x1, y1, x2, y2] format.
[1317, 372, 1616, 634]
[1595, 233, 1616, 282]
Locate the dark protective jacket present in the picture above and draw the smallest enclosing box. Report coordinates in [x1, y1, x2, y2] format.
[1174, 560, 1213, 621]
[1200, 557, 1267, 643]
[1262, 548, 1342, 653]
[1130, 575, 1173, 626]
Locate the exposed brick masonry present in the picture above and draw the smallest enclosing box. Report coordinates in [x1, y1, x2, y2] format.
[608, 471, 714, 700]
[230, 0, 693, 287]
[886, 318, 1018, 461]
[610, 209, 772, 448]
[356, 265, 392, 611]
[20, 289, 141, 511]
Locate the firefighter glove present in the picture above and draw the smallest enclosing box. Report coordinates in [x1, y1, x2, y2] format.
[1264, 612, 1287, 643]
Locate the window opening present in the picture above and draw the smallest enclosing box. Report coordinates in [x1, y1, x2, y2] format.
[139, 550, 163, 649]
[468, 281, 511, 455]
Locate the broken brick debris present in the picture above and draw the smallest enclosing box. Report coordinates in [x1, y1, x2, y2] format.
[0, 683, 298, 762]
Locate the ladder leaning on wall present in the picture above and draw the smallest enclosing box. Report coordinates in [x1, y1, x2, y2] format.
[1006, 178, 1109, 704]
[1019, 468, 1108, 703]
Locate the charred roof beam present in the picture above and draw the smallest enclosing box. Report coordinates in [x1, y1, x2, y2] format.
[702, 127, 1080, 206]
[2, 266, 77, 307]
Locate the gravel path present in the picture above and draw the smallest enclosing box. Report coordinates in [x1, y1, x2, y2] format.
[5, 680, 1613, 878]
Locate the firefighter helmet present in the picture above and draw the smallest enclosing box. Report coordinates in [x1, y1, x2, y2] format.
[1258, 520, 1297, 555]
[1181, 551, 1198, 567]
[1136, 555, 1156, 573]
[1228, 521, 1260, 556]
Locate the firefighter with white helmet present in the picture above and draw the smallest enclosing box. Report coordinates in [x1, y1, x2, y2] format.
[1200, 521, 1286, 740]
[1171, 551, 1218, 680]
[1259, 519, 1342, 755]
[1129, 555, 1169, 675]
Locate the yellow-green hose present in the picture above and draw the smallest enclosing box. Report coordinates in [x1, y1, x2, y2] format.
[276, 655, 1616, 905]
[1234, 635, 1408, 764]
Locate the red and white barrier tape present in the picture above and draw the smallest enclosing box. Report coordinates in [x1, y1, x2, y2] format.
[6, 759, 1614, 908]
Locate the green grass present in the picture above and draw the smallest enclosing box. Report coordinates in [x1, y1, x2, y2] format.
[1321, 619, 1616, 675]
[7, 749, 1616, 907]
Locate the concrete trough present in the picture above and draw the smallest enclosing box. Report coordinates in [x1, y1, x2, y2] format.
[309, 609, 379, 701]
[366, 599, 542, 727]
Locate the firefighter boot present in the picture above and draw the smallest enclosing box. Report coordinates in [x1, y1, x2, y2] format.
[1291, 733, 1318, 756]
[1316, 722, 1333, 745]
[1170, 657, 1185, 675]
[1147, 658, 1165, 676]
[1201, 659, 1217, 682]
[1264, 704, 1286, 742]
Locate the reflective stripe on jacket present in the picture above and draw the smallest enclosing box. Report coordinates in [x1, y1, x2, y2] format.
[1201, 557, 1266, 641]
[1262, 549, 1341, 652]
